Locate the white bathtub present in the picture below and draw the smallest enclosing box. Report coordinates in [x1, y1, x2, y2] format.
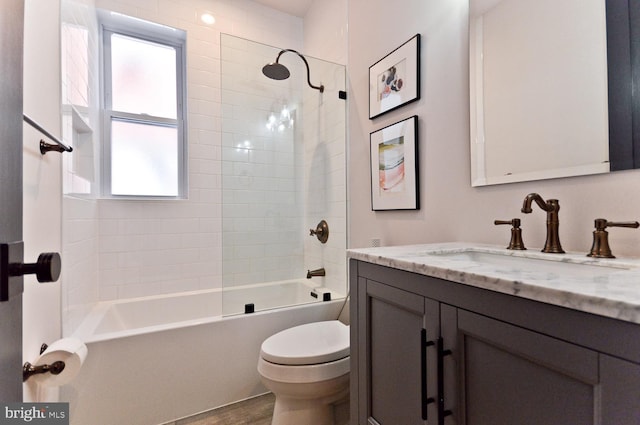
[62, 281, 346, 425]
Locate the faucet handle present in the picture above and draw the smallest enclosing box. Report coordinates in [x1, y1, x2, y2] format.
[594, 219, 640, 230]
[588, 218, 639, 258]
[494, 219, 526, 250]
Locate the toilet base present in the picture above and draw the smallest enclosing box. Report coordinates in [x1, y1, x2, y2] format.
[261, 373, 349, 425]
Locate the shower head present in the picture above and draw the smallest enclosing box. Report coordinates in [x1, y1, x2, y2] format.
[262, 62, 290, 80]
[262, 49, 324, 93]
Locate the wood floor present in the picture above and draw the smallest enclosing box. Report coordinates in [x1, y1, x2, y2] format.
[168, 393, 275, 425]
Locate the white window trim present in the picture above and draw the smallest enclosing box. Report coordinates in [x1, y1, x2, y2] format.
[99, 11, 188, 200]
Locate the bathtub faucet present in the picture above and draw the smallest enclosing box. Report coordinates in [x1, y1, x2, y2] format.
[306, 268, 325, 279]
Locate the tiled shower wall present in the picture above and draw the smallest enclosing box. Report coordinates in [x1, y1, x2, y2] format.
[220, 34, 346, 293]
[61, 0, 100, 334]
[61, 0, 303, 333]
[302, 55, 347, 297]
[220, 34, 305, 287]
[61, 0, 346, 335]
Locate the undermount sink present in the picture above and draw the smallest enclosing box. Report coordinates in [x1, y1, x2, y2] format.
[425, 249, 632, 278]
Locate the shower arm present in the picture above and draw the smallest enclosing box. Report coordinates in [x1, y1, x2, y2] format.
[275, 49, 324, 93]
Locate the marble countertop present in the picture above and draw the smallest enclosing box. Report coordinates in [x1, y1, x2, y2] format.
[348, 242, 640, 325]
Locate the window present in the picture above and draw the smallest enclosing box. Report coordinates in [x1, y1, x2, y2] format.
[100, 13, 187, 198]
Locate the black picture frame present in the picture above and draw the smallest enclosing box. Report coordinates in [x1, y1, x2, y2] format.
[369, 34, 421, 120]
[370, 115, 419, 211]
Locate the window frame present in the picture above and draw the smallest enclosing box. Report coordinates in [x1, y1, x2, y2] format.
[99, 12, 188, 199]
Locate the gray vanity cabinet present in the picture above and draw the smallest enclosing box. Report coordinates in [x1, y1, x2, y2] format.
[352, 268, 448, 425]
[456, 309, 624, 425]
[360, 280, 430, 424]
[350, 260, 640, 425]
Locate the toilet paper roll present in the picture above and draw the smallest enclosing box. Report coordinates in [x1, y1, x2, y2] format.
[31, 338, 88, 387]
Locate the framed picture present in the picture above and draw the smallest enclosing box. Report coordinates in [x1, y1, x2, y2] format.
[369, 34, 421, 119]
[370, 116, 419, 211]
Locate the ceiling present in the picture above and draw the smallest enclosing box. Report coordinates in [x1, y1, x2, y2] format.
[253, 0, 313, 18]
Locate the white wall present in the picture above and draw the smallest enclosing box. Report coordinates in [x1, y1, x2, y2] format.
[348, 0, 640, 259]
[22, 0, 63, 402]
[304, 0, 347, 65]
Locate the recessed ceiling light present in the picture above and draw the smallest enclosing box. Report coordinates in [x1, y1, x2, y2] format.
[201, 13, 215, 25]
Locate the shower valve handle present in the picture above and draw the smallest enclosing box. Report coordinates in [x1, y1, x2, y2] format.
[309, 220, 329, 244]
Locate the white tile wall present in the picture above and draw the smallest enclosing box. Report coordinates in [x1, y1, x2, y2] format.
[302, 55, 347, 296]
[220, 33, 306, 287]
[61, 0, 101, 336]
[61, 0, 347, 335]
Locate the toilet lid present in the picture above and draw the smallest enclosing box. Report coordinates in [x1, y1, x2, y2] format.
[260, 320, 350, 365]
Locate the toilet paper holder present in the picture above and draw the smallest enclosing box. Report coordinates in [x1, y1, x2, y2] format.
[23, 343, 66, 382]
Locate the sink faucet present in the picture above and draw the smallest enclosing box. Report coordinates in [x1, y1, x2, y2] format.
[306, 268, 326, 279]
[521, 193, 565, 253]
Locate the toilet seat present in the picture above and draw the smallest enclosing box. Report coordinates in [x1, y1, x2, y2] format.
[258, 355, 350, 384]
[260, 320, 349, 366]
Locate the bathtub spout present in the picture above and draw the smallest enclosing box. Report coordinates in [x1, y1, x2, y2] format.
[306, 268, 325, 279]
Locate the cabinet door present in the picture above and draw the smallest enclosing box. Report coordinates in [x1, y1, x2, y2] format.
[600, 354, 640, 424]
[455, 310, 600, 425]
[359, 280, 436, 425]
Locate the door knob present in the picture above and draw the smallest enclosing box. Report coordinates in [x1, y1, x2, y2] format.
[1, 242, 62, 302]
[11, 252, 61, 282]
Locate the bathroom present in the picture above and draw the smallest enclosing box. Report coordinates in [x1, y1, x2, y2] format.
[7, 0, 640, 423]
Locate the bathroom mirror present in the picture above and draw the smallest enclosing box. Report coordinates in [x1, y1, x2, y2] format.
[469, 0, 639, 186]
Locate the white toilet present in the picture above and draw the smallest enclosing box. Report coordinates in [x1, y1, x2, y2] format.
[257, 320, 350, 425]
